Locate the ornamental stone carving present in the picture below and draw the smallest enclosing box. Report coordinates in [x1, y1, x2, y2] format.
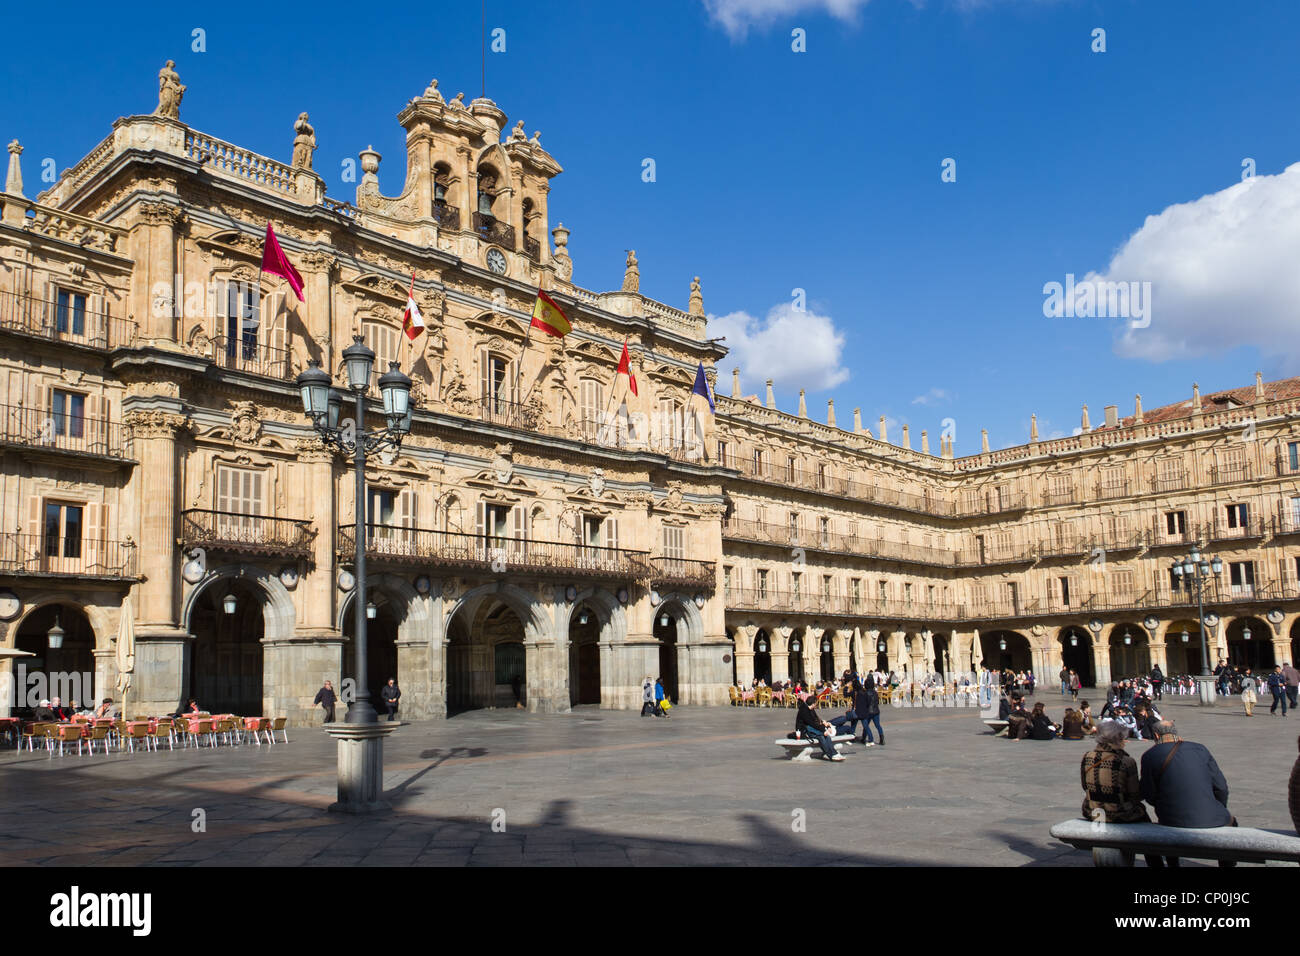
[622, 250, 639, 292]
[230, 401, 262, 444]
[291, 113, 316, 170]
[125, 409, 189, 438]
[491, 443, 514, 484]
[589, 468, 606, 497]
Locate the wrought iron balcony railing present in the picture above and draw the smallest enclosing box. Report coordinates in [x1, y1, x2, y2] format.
[649, 556, 716, 591]
[0, 290, 137, 351]
[433, 201, 460, 230]
[0, 402, 131, 460]
[1151, 471, 1188, 492]
[472, 212, 515, 248]
[181, 509, 315, 558]
[0, 532, 136, 579]
[722, 516, 959, 568]
[1096, 480, 1130, 500]
[1208, 515, 1266, 541]
[1211, 462, 1252, 485]
[212, 335, 293, 381]
[338, 524, 650, 581]
[725, 586, 963, 622]
[523, 236, 541, 259]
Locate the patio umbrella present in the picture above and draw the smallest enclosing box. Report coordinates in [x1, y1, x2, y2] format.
[852, 628, 863, 674]
[0, 648, 34, 659]
[115, 596, 135, 718]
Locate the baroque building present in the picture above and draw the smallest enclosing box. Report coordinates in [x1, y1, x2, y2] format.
[1, 68, 1298, 723]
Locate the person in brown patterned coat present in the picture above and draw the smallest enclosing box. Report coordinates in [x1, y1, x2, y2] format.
[1080, 719, 1167, 867]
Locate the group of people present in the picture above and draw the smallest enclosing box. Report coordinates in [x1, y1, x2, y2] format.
[789, 673, 886, 761]
[311, 678, 403, 723]
[641, 678, 671, 717]
[1081, 717, 1234, 866]
[30, 697, 118, 722]
[1227, 661, 1298, 716]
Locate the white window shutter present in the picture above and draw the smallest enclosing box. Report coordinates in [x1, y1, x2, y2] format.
[478, 348, 490, 405]
[604, 517, 619, 551]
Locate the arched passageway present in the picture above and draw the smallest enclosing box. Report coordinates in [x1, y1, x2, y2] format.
[446, 597, 528, 713]
[14, 603, 96, 709]
[188, 578, 264, 716]
[1059, 626, 1094, 687]
[342, 593, 400, 713]
[980, 630, 1031, 673]
[752, 629, 772, 684]
[1108, 623, 1150, 678]
[569, 601, 601, 706]
[1226, 617, 1273, 671]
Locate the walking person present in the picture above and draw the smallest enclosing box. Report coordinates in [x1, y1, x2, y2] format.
[1267, 665, 1289, 716]
[1060, 665, 1070, 698]
[640, 677, 655, 716]
[313, 679, 338, 724]
[1284, 662, 1300, 711]
[854, 674, 884, 747]
[381, 678, 401, 721]
[1240, 668, 1257, 717]
[653, 677, 670, 717]
[1070, 670, 1082, 701]
[1150, 664, 1164, 701]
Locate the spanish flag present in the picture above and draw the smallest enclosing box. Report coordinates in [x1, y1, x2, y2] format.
[530, 289, 572, 338]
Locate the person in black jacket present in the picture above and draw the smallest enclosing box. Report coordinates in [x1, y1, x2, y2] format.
[1140, 720, 1233, 868]
[829, 678, 863, 739]
[1028, 701, 1057, 740]
[1100, 683, 1120, 718]
[853, 675, 884, 746]
[381, 678, 400, 721]
[1149, 665, 1164, 700]
[313, 680, 338, 723]
[795, 694, 844, 761]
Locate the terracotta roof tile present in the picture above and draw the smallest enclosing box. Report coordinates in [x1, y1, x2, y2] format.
[1092, 375, 1300, 431]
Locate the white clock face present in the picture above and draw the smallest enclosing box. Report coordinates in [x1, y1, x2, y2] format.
[0, 590, 19, 621]
[486, 248, 508, 275]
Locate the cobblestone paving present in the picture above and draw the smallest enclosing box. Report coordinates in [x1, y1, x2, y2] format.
[0, 693, 1294, 866]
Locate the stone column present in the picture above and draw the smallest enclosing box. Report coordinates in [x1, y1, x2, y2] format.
[1149, 640, 1169, 673]
[1093, 639, 1112, 688]
[890, 629, 907, 676]
[130, 202, 187, 346]
[123, 408, 187, 643]
[525, 592, 568, 713]
[833, 628, 852, 677]
[733, 624, 754, 687]
[771, 625, 791, 684]
[295, 439, 337, 636]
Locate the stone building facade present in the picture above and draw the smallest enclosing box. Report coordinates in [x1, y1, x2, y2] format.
[1, 69, 1298, 723]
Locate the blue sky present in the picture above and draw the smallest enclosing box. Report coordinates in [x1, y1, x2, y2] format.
[3, 0, 1299, 454]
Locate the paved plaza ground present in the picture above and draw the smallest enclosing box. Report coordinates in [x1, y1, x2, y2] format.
[0, 692, 1296, 866]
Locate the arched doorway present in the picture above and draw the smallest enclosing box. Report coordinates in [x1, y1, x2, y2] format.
[14, 603, 96, 710]
[189, 578, 264, 716]
[1108, 623, 1150, 678]
[1226, 617, 1273, 671]
[446, 596, 528, 713]
[1166, 618, 1204, 675]
[787, 628, 806, 685]
[817, 630, 835, 681]
[1059, 626, 1094, 687]
[753, 629, 772, 684]
[569, 602, 601, 706]
[980, 630, 1031, 673]
[342, 593, 400, 714]
[653, 603, 682, 701]
[875, 633, 888, 672]
[931, 632, 951, 679]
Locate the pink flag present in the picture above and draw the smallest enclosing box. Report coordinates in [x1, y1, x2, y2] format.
[260, 223, 304, 301]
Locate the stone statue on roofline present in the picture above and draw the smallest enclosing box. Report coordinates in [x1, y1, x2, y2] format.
[291, 113, 316, 170]
[424, 79, 444, 104]
[622, 250, 639, 293]
[154, 60, 186, 120]
[509, 120, 527, 142]
[688, 276, 704, 316]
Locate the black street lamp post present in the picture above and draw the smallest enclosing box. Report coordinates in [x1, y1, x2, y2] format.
[296, 338, 412, 809]
[1171, 544, 1223, 706]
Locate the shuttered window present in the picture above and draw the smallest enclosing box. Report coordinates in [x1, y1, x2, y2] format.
[663, 525, 684, 559]
[215, 465, 264, 539]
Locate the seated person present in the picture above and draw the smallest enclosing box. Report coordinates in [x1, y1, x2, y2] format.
[94, 698, 116, 719]
[1028, 701, 1058, 740]
[795, 693, 845, 762]
[1140, 720, 1233, 830]
[997, 693, 1012, 721]
[1132, 704, 1160, 741]
[33, 699, 57, 722]
[1110, 705, 1138, 739]
[1077, 701, 1098, 735]
[50, 696, 71, 721]
[1006, 694, 1032, 740]
[1060, 707, 1085, 740]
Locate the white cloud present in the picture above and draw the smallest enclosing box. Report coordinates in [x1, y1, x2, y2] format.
[710, 301, 849, 392]
[911, 387, 950, 406]
[702, 0, 874, 39]
[1101, 162, 1300, 367]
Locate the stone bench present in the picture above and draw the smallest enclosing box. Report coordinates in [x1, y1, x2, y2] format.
[775, 734, 855, 762]
[983, 719, 1008, 737]
[1050, 818, 1300, 867]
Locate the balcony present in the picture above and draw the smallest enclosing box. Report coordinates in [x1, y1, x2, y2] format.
[1273, 512, 1300, 536]
[433, 201, 460, 231]
[181, 509, 315, 559]
[1041, 487, 1077, 506]
[472, 212, 515, 248]
[957, 490, 1028, 517]
[649, 557, 716, 591]
[730, 456, 960, 518]
[1096, 480, 1130, 500]
[212, 335, 293, 381]
[1208, 515, 1266, 542]
[338, 524, 650, 581]
[725, 586, 962, 622]
[0, 532, 136, 580]
[524, 236, 541, 260]
[0, 290, 137, 351]
[476, 395, 546, 431]
[1211, 462, 1252, 485]
[1152, 471, 1188, 492]
[0, 402, 132, 462]
[722, 516, 958, 568]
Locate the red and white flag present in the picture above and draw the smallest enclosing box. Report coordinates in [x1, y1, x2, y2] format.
[402, 274, 424, 341]
[617, 340, 638, 396]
